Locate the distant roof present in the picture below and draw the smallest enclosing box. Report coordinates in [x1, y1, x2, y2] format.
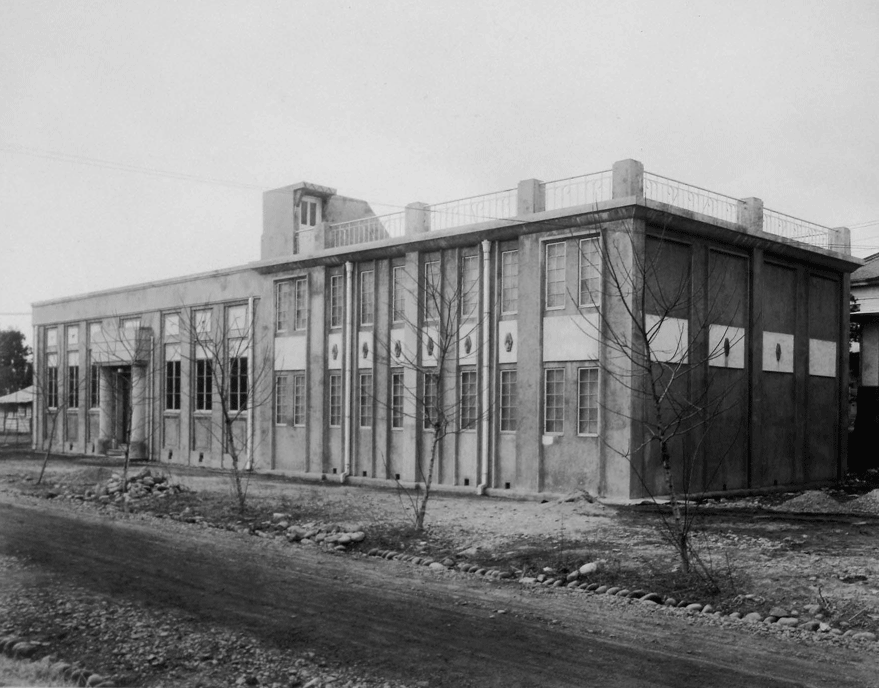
[852, 252, 879, 284]
[0, 385, 33, 405]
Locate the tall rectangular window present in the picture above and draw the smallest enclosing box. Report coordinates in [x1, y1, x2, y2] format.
[229, 355, 248, 412]
[359, 372, 373, 427]
[329, 373, 342, 427]
[300, 198, 318, 227]
[330, 274, 344, 329]
[67, 352, 79, 409]
[165, 344, 181, 411]
[501, 250, 519, 314]
[46, 353, 58, 409]
[578, 367, 599, 435]
[460, 369, 477, 430]
[276, 281, 292, 333]
[546, 242, 566, 310]
[392, 266, 406, 323]
[89, 364, 100, 409]
[579, 238, 601, 307]
[293, 277, 308, 330]
[360, 270, 375, 326]
[275, 374, 289, 425]
[228, 305, 248, 336]
[163, 314, 180, 339]
[46, 327, 58, 349]
[194, 309, 212, 340]
[423, 372, 438, 430]
[195, 358, 213, 411]
[424, 260, 440, 321]
[461, 254, 479, 319]
[391, 370, 404, 429]
[544, 368, 565, 434]
[292, 373, 306, 426]
[67, 325, 79, 348]
[500, 369, 517, 432]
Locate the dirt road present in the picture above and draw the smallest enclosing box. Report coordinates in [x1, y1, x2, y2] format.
[0, 495, 876, 688]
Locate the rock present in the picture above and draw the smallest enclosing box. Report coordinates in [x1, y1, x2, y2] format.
[853, 631, 877, 641]
[520, 577, 537, 585]
[87, 674, 106, 687]
[800, 620, 820, 632]
[567, 581, 579, 589]
[664, 598, 678, 607]
[594, 585, 609, 594]
[728, 612, 742, 620]
[604, 586, 619, 595]
[764, 616, 778, 624]
[627, 589, 646, 599]
[743, 612, 763, 623]
[768, 607, 790, 618]
[579, 562, 600, 576]
[442, 558, 455, 568]
[566, 571, 579, 582]
[685, 603, 704, 613]
[552, 579, 564, 587]
[701, 604, 715, 614]
[11, 641, 39, 658]
[640, 593, 663, 604]
[819, 622, 832, 633]
[429, 562, 446, 572]
[336, 535, 352, 545]
[350, 531, 366, 543]
[615, 589, 630, 597]
[777, 617, 800, 627]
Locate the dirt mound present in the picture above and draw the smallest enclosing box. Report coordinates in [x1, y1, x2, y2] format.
[849, 489, 879, 515]
[775, 490, 844, 513]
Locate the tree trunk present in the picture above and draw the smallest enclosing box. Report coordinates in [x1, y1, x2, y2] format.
[36, 411, 60, 485]
[415, 430, 441, 532]
[660, 435, 690, 574]
[225, 419, 246, 515]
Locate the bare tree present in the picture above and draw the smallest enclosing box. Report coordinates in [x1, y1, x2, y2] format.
[376, 252, 493, 532]
[578, 221, 747, 577]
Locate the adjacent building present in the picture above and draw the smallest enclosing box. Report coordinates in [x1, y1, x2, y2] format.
[31, 159, 859, 499]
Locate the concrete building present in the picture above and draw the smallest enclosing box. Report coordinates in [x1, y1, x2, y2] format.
[850, 254, 879, 471]
[32, 159, 859, 499]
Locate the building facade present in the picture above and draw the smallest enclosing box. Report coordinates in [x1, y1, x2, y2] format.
[32, 159, 859, 500]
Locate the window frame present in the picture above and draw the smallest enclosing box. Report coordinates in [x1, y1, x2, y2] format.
[329, 274, 344, 329]
[545, 242, 567, 311]
[292, 372, 306, 426]
[577, 366, 599, 436]
[460, 369, 478, 431]
[544, 367, 565, 434]
[67, 351, 79, 410]
[423, 260, 441, 322]
[501, 249, 519, 315]
[359, 372, 373, 428]
[391, 370, 404, 429]
[461, 254, 479, 320]
[164, 344, 181, 411]
[275, 373, 289, 425]
[300, 197, 319, 227]
[229, 354, 248, 413]
[392, 266, 406, 323]
[360, 269, 375, 326]
[46, 353, 59, 409]
[293, 277, 308, 331]
[194, 357, 213, 412]
[578, 237, 601, 308]
[276, 281, 293, 333]
[329, 373, 342, 427]
[422, 372, 438, 430]
[499, 368, 517, 432]
[89, 362, 100, 409]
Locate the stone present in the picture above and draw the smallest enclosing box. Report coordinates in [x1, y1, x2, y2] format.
[87, 674, 106, 687]
[579, 562, 600, 576]
[701, 604, 715, 614]
[728, 612, 742, 620]
[586, 583, 600, 591]
[604, 587, 620, 595]
[616, 589, 630, 597]
[350, 531, 366, 542]
[567, 581, 579, 589]
[594, 585, 608, 594]
[520, 577, 537, 585]
[853, 631, 877, 641]
[11, 641, 39, 658]
[442, 558, 455, 568]
[764, 616, 779, 624]
[429, 562, 446, 572]
[743, 612, 763, 623]
[640, 593, 663, 604]
[799, 620, 820, 632]
[819, 622, 832, 633]
[777, 617, 800, 627]
[664, 598, 678, 607]
[685, 603, 704, 613]
[552, 580, 564, 587]
[627, 590, 647, 599]
[768, 607, 790, 618]
[566, 571, 580, 582]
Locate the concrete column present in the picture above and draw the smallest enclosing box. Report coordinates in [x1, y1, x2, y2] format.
[97, 367, 114, 454]
[405, 203, 430, 236]
[830, 226, 851, 255]
[839, 272, 851, 478]
[517, 179, 545, 216]
[737, 197, 764, 234]
[612, 159, 644, 200]
[130, 365, 147, 458]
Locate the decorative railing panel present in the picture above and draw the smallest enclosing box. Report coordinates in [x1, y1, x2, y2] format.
[763, 208, 829, 250]
[543, 171, 613, 212]
[427, 189, 517, 232]
[326, 212, 406, 249]
[644, 172, 739, 225]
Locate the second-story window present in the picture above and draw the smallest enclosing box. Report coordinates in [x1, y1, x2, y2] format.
[501, 250, 519, 314]
[424, 260, 440, 321]
[392, 266, 406, 323]
[67, 352, 79, 409]
[276, 282, 292, 333]
[165, 344, 181, 411]
[360, 270, 375, 326]
[545, 242, 566, 310]
[300, 198, 319, 227]
[461, 254, 479, 319]
[293, 277, 308, 330]
[330, 274, 344, 329]
[579, 237, 601, 308]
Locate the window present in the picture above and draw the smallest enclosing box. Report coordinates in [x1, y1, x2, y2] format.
[163, 314, 180, 339]
[195, 358, 213, 411]
[460, 369, 477, 430]
[229, 355, 248, 412]
[67, 325, 79, 348]
[293, 277, 308, 331]
[165, 344, 181, 411]
[578, 367, 599, 435]
[391, 370, 404, 429]
[392, 266, 406, 323]
[461, 254, 479, 319]
[194, 310, 212, 340]
[360, 270, 375, 326]
[46, 327, 58, 349]
[228, 305, 248, 336]
[546, 242, 566, 310]
[329, 373, 342, 427]
[579, 238, 601, 307]
[359, 373, 373, 427]
[329, 274, 344, 329]
[89, 364, 100, 409]
[544, 368, 565, 434]
[501, 250, 519, 314]
[423, 372, 438, 430]
[88, 322, 102, 346]
[67, 352, 79, 409]
[300, 198, 319, 227]
[121, 318, 140, 332]
[276, 282, 292, 333]
[292, 373, 306, 426]
[275, 374, 289, 425]
[424, 260, 440, 321]
[46, 353, 58, 408]
[500, 369, 517, 432]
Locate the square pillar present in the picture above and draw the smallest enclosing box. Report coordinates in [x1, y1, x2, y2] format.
[517, 179, 545, 215]
[830, 226, 851, 255]
[97, 367, 114, 454]
[737, 197, 764, 234]
[612, 159, 644, 200]
[405, 203, 430, 235]
[129, 365, 147, 459]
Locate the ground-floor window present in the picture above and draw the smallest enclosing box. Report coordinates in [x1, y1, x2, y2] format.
[460, 369, 477, 430]
[422, 371, 438, 430]
[67, 353, 79, 409]
[229, 356, 248, 412]
[359, 373, 373, 428]
[499, 369, 517, 432]
[47, 354, 58, 409]
[544, 368, 565, 434]
[275, 374, 289, 425]
[391, 370, 404, 429]
[578, 366, 599, 435]
[292, 373, 306, 426]
[195, 358, 213, 411]
[329, 373, 342, 427]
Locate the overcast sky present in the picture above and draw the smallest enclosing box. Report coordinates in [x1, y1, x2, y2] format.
[2, 0, 879, 344]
